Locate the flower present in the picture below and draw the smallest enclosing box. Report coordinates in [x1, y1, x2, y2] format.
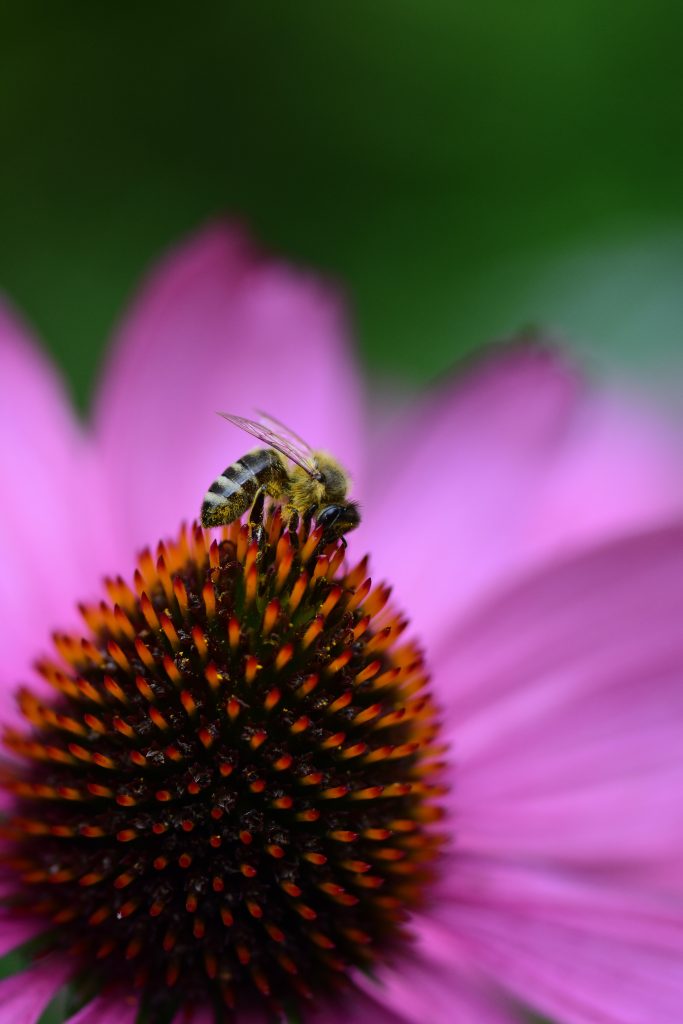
[0, 223, 681, 1024]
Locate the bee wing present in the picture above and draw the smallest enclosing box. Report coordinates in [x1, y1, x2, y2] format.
[217, 413, 322, 479]
[253, 409, 314, 453]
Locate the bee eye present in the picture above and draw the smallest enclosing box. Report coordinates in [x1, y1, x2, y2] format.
[316, 505, 338, 527]
[317, 503, 360, 539]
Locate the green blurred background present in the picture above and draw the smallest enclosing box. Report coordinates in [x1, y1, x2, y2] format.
[1, 0, 682, 414]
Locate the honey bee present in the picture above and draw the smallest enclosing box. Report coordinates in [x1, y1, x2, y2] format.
[200, 413, 361, 542]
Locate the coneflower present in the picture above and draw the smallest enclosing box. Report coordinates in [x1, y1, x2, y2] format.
[2, 506, 444, 1020]
[0, 223, 681, 1024]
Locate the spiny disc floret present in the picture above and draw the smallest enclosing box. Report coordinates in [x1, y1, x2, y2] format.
[2, 506, 443, 1020]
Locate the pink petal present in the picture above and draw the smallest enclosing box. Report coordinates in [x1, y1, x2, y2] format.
[0, 301, 121, 725]
[307, 988, 408, 1024]
[95, 222, 364, 555]
[184, 992, 405, 1024]
[359, 344, 683, 653]
[431, 856, 683, 1024]
[354, 925, 519, 1024]
[0, 955, 71, 1024]
[65, 994, 138, 1024]
[0, 915, 42, 958]
[437, 523, 683, 874]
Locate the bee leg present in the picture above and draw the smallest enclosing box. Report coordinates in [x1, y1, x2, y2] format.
[319, 517, 347, 550]
[248, 488, 268, 552]
[300, 506, 315, 544]
[248, 488, 266, 530]
[285, 507, 300, 549]
[321, 529, 346, 550]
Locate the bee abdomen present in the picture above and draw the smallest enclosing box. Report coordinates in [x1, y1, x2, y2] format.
[200, 448, 286, 527]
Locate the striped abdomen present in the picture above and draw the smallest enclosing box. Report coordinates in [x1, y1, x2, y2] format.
[200, 448, 288, 527]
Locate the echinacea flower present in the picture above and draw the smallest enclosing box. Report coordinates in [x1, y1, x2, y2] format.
[0, 223, 681, 1024]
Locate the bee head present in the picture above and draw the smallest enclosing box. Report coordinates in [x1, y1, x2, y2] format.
[316, 501, 361, 542]
[312, 453, 350, 504]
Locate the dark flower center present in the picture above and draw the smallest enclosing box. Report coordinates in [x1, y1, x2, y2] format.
[1, 506, 445, 1021]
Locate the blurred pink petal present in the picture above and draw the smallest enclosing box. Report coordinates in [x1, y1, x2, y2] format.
[307, 988, 408, 1024]
[0, 957, 71, 1023]
[0, 301, 120, 723]
[0, 915, 42, 957]
[360, 344, 683, 653]
[185, 998, 405, 1024]
[431, 857, 683, 1024]
[438, 523, 683, 873]
[358, 917, 519, 1024]
[65, 996, 138, 1024]
[95, 222, 364, 554]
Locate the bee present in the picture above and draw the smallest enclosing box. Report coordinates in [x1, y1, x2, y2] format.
[200, 413, 361, 542]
